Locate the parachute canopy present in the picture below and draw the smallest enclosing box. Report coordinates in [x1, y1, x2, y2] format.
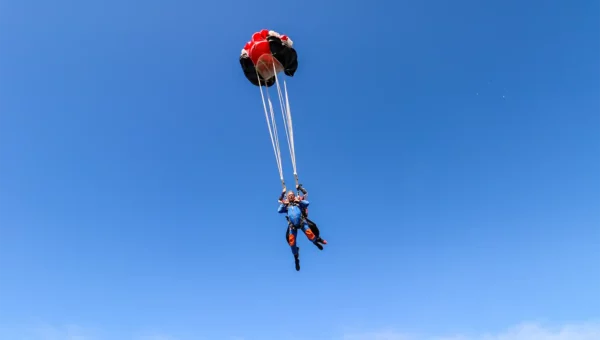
[239, 29, 298, 87]
[241, 29, 300, 189]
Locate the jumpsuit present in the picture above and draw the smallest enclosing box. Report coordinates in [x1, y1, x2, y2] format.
[277, 200, 318, 255]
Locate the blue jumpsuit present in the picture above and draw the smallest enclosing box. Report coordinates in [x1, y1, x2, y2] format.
[278, 200, 318, 255]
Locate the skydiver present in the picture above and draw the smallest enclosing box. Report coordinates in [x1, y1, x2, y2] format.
[289, 184, 327, 246]
[278, 186, 327, 271]
[278, 185, 327, 245]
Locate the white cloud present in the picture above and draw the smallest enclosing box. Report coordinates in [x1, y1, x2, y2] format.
[0, 324, 97, 340]
[135, 335, 178, 340]
[343, 321, 600, 340]
[343, 329, 413, 340]
[1, 321, 599, 340]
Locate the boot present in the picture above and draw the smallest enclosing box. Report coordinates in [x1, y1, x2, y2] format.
[314, 241, 323, 250]
[294, 248, 300, 271]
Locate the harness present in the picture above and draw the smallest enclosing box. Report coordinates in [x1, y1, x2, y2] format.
[284, 201, 307, 229]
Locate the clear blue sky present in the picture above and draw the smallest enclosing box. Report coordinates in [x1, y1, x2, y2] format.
[1, 0, 599, 339]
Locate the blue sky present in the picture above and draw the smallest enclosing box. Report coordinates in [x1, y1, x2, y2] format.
[0, 0, 599, 339]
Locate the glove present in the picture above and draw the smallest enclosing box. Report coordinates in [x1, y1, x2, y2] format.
[296, 184, 307, 194]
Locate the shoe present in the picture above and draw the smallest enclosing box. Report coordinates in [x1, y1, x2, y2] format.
[314, 242, 323, 250]
[317, 237, 327, 245]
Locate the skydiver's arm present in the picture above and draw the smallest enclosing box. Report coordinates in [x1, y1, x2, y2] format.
[299, 200, 309, 209]
[278, 204, 288, 213]
[278, 186, 287, 203]
[297, 184, 308, 198]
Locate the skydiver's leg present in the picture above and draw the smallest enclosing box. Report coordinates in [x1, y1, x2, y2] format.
[301, 222, 323, 250]
[287, 226, 301, 271]
[306, 218, 327, 245]
[288, 225, 299, 255]
[306, 218, 319, 236]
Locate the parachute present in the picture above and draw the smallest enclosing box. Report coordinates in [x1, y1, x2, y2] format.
[240, 29, 301, 189]
[239, 29, 298, 87]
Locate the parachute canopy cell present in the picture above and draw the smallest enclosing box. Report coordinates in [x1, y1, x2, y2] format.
[239, 29, 298, 87]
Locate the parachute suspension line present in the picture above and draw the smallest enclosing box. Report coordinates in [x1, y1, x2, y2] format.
[272, 63, 299, 186]
[272, 67, 295, 178]
[266, 87, 284, 185]
[283, 79, 298, 186]
[254, 62, 300, 189]
[257, 74, 284, 187]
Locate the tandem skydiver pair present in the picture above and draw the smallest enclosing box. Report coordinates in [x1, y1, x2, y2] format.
[278, 184, 327, 271]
